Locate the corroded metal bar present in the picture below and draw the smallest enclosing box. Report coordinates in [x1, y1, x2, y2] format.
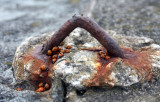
[42, 15, 124, 58]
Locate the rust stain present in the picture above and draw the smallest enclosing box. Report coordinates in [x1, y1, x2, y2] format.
[22, 46, 53, 90]
[84, 47, 153, 87]
[122, 48, 152, 81]
[85, 49, 118, 87]
[85, 59, 117, 87]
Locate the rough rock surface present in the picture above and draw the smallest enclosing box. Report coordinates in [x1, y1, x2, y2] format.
[0, 79, 64, 102]
[54, 29, 159, 88]
[13, 29, 160, 102]
[1, 0, 160, 102]
[92, 0, 160, 44]
[0, 0, 93, 102]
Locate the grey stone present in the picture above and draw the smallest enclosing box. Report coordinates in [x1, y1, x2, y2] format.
[0, 0, 93, 101]
[0, 79, 63, 102]
[1, 0, 160, 101]
[12, 28, 160, 102]
[92, 0, 160, 44]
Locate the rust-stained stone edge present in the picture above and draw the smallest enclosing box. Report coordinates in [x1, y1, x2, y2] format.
[12, 32, 52, 81]
[12, 30, 160, 89]
[84, 47, 153, 87]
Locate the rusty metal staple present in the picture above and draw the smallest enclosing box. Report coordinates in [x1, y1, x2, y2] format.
[42, 15, 124, 58]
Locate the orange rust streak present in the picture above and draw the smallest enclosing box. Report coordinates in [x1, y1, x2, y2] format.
[86, 56, 118, 87]
[85, 47, 153, 87]
[122, 48, 152, 81]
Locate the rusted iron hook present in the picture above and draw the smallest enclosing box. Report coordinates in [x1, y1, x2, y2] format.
[42, 15, 124, 58]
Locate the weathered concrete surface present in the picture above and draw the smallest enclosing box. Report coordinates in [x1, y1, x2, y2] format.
[0, 0, 93, 101]
[0, 79, 64, 102]
[12, 28, 160, 102]
[92, 0, 160, 45]
[1, 0, 160, 102]
[53, 30, 158, 89]
[64, 31, 160, 102]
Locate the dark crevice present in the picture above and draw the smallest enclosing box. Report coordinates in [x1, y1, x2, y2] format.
[62, 80, 68, 102]
[76, 89, 86, 96]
